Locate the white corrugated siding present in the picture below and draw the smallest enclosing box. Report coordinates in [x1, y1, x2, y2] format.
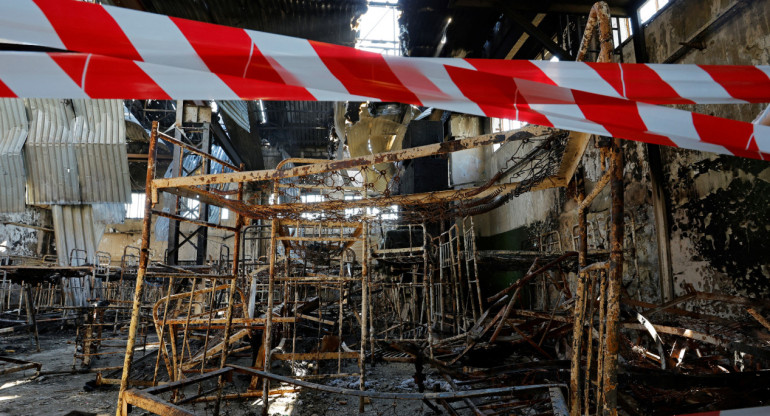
[71, 100, 131, 204]
[0, 99, 29, 212]
[25, 98, 81, 204]
[24, 99, 130, 205]
[218, 100, 250, 132]
[52, 204, 112, 266]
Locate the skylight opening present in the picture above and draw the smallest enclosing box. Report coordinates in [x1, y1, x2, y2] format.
[355, 0, 401, 56]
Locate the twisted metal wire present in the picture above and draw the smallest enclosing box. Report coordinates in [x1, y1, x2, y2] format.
[247, 131, 568, 223]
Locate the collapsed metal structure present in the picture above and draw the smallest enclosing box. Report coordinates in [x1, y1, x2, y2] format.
[114, 109, 580, 414]
[100, 5, 768, 414]
[1, 2, 769, 415]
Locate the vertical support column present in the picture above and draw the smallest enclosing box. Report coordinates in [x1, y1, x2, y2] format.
[628, 5, 648, 64]
[629, 4, 674, 303]
[262, 219, 278, 416]
[196, 122, 211, 266]
[423, 223, 434, 359]
[570, 4, 618, 414]
[367, 226, 376, 366]
[338, 245, 345, 373]
[359, 221, 369, 413]
[23, 284, 40, 352]
[602, 140, 624, 416]
[116, 121, 158, 416]
[570, 203, 588, 415]
[167, 101, 184, 265]
[214, 170, 244, 415]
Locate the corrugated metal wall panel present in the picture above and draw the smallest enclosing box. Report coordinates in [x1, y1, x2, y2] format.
[218, 100, 250, 132]
[24, 99, 130, 205]
[25, 99, 81, 204]
[52, 205, 108, 266]
[0, 99, 29, 213]
[0, 128, 28, 213]
[4, 98, 129, 264]
[72, 99, 130, 204]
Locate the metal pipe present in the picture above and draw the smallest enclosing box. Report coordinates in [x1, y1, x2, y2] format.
[423, 223, 435, 359]
[275, 157, 329, 170]
[261, 219, 278, 416]
[152, 277, 176, 385]
[214, 176, 243, 415]
[23, 284, 40, 352]
[595, 270, 608, 416]
[576, 1, 613, 62]
[198, 277, 218, 390]
[234, 365, 567, 400]
[151, 210, 238, 232]
[569, 269, 587, 416]
[570, 5, 615, 414]
[582, 272, 597, 413]
[602, 138, 624, 416]
[359, 221, 370, 413]
[177, 277, 197, 381]
[116, 121, 159, 416]
[152, 127, 550, 190]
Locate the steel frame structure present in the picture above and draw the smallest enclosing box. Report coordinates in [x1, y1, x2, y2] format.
[568, 3, 625, 415]
[116, 76, 592, 415]
[369, 222, 435, 356]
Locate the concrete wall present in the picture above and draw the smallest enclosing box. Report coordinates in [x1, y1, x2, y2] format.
[0, 207, 51, 257]
[631, 0, 770, 311]
[474, 133, 663, 302]
[472, 0, 770, 311]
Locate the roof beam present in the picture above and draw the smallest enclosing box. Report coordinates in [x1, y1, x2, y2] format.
[452, 0, 630, 17]
[151, 126, 554, 190]
[496, 1, 573, 60]
[209, 117, 245, 168]
[504, 13, 547, 59]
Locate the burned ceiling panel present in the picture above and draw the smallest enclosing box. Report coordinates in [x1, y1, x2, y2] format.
[257, 101, 335, 156]
[398, 0, 634, 58]
[398, 0, 502, 57]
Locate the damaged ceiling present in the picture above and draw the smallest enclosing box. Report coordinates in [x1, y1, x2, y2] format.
[399, 0, 637, 58]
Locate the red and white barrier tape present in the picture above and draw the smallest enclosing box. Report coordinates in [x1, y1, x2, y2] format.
[0, 0, 769, 159]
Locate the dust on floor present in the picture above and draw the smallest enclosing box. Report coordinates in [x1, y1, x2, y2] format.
[0, 331, 445, 416]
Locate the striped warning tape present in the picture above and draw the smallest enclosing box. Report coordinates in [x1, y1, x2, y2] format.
[0, 0, 769, 159]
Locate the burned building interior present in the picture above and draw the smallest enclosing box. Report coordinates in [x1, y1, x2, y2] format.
[1, 0, 770, 415]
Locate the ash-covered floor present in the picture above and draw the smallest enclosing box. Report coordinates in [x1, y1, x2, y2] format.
[0, 330, 450, 416]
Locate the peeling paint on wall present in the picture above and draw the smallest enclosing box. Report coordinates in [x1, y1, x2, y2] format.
[470, 0, 770, 315]
[665, 152, 770, 307]
[0, 207, 51, 256]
